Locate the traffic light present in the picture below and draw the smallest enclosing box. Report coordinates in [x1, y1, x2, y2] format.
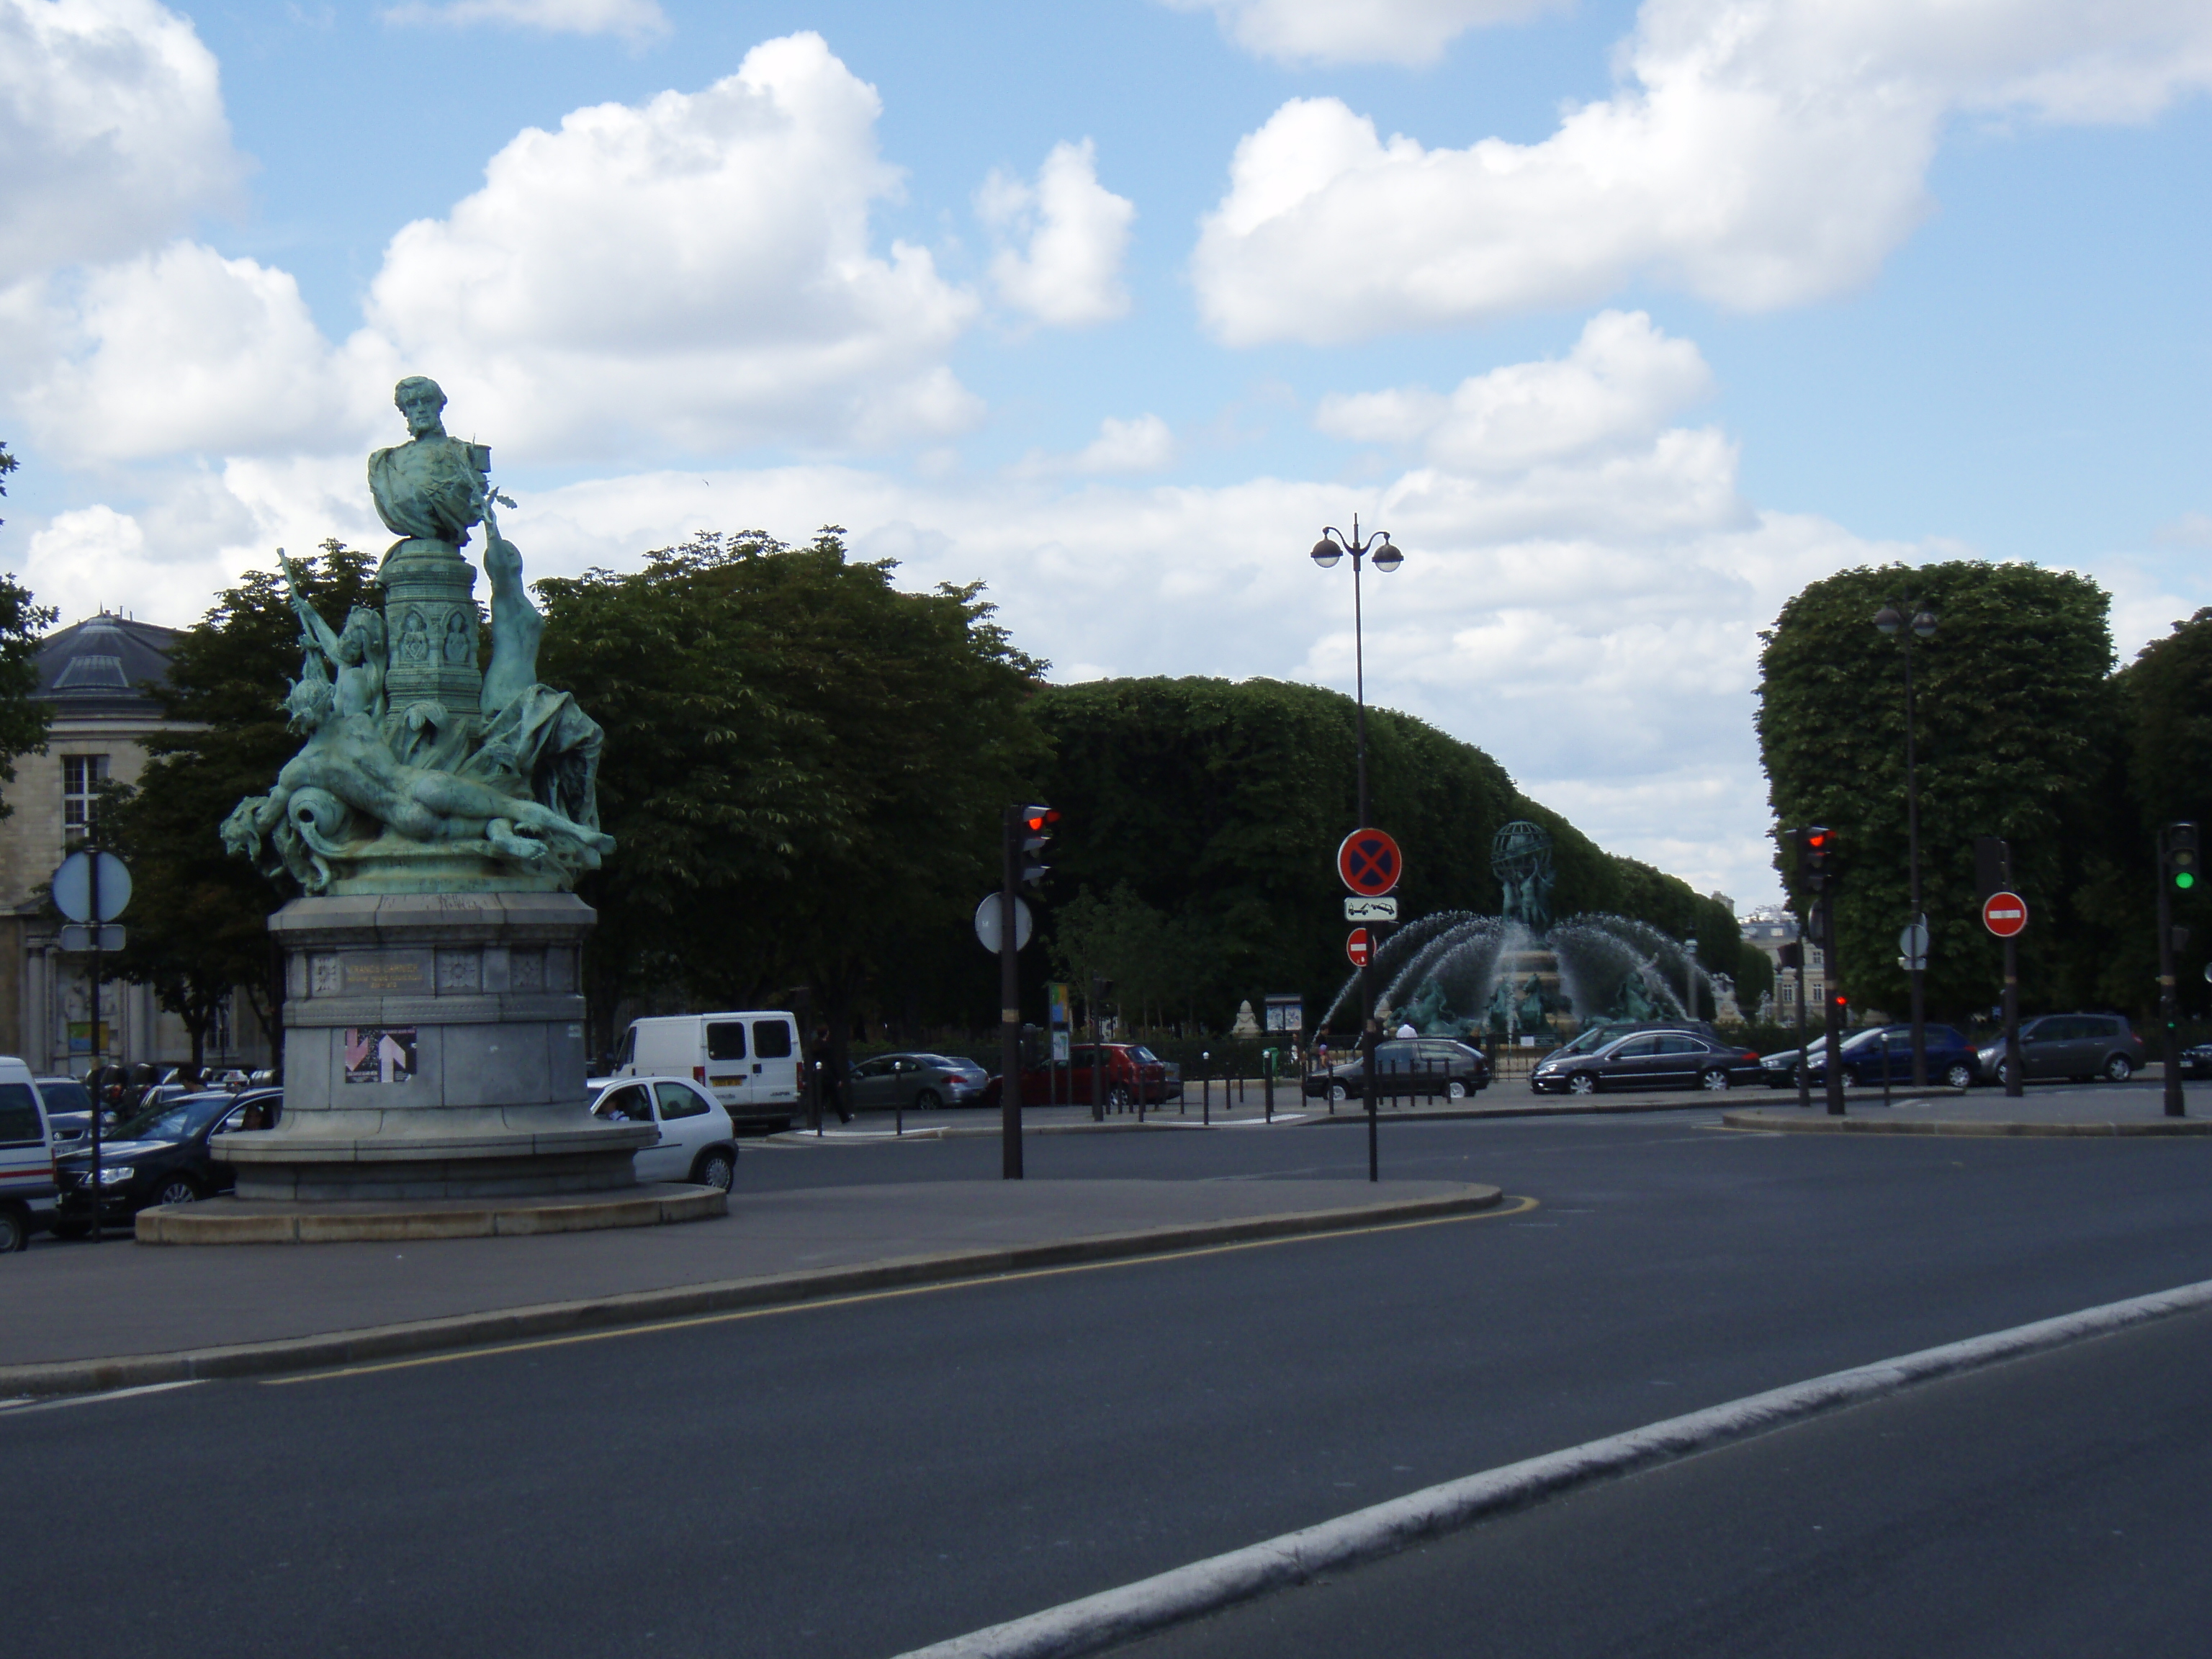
[1019, 804, 1059, 889]
[1802, 825, 1835, 880]
[2166, 822, 2199, 891]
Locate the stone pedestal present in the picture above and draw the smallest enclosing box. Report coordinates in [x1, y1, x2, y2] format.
[225, 892, 649, 1201]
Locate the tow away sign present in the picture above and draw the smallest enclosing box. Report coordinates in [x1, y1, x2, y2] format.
[1344, 896, 1398, 922]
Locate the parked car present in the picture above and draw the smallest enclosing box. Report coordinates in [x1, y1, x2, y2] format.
[981, 1043, 1171, 1110]
[1307, 1038, 1492, 1104]
[2180, 1042, 2212, 1081]
[0, 1058, 60, 1251]
[33, 1075, 102, 1146]
[1545, 1020, 1725, 1062]
[588, 1076, 739, 1190]
[1975, 1014, 2146, 1087]
[52, 1088, 282, 1231]
[847, 1053, 988, 1113]
[1760, 1024, 1979, 1091]
[606, 1011, 804, 1133]
[1532, 1030, 1762, 1094]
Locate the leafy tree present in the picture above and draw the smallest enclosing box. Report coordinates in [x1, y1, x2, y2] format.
[534, 529, 1048, 1061]
[104, 541, 380, 1064]
[1029, 676, 1763, 1033]
[0, 441, 58, 817]
[1757, 559, 2113, 1021]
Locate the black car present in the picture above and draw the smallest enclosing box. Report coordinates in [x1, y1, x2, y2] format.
[53, 1089, 281, 1233]
[2181, 1043, 2212, 1081]
[1760, 1023, 1979, 1091]
[1531, 1030, 1763, 1094]
[33, 1076, 102, 1146]
[1305, 1038, 1491, 1104]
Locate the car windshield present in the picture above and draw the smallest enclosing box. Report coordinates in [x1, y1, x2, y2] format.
[112, 1093, 235, 1143]
[1130, 1047, 1160, 1064]
[1840, 1028, 1889, 1053]
[38, 1080, 91, 1114]
[1555, 1028, 1619, 1056]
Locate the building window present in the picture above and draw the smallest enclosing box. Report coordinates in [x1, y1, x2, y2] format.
[63, 755, 109, 843]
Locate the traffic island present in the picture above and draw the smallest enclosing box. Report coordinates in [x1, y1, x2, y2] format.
[135, 1182, 727, 1244]
[1722, 1100, 2212, 1137]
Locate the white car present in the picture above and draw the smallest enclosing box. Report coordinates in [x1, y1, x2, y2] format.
[588, 1075, 739, 1192]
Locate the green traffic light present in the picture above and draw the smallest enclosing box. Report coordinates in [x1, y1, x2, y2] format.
[2179, 871, 2197, 890]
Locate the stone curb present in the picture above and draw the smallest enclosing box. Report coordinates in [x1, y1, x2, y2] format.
[894, 1275, 2212, 1659]
[134, 1184, 728, 1244]
[767, 1120, 1207, 1146]
[0, 1184, 1503, 1400]
[1720, 1109, 2212, 1137]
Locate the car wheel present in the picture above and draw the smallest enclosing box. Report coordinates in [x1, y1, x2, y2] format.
[1699, 1068, 1730, 1092]
[1944, 1061, 1974, 1090]
[1108, 1084, 1135, 1110]
[1446, 1079, 1468, 1101]
[690, 1149, 735, 1192]
[913, 1088, 943, 1112]
[2104, 1054, 2134, 1082]
[1328, 1083, 1349, 1105]
[0, 1204, 27, 1253]
[1568, 1072, 1597, 1096]
[152, 1177, 201, 1208]
[1996, 1060, 2013, 1088]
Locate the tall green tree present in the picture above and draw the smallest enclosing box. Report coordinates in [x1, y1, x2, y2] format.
[1756, 559, 2113, 1020]
[0, 441, 58, 817]
[104, 541, 380, 1063]
[1030, 676, 1762, 1031]
[534, 529, 1048, 1056]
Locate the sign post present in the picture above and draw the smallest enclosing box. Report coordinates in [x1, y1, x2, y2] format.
[1336, 828, 1401, 1184]
[53, 845, 132, 1243]
[1982, 881, 2028, 1099]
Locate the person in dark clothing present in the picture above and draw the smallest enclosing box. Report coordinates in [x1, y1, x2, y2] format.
[811, 1028, 851, 1124]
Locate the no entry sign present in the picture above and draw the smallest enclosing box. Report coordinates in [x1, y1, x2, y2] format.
[1346, 927, 1372, 967]
[1982, 891, 2028, 938]
[1337, 828, 1403, 897]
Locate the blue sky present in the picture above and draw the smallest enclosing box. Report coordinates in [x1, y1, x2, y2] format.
[4, 0, 2210, 906]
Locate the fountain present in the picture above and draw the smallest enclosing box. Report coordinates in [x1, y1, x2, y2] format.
[1320, 822, 1724, 1043]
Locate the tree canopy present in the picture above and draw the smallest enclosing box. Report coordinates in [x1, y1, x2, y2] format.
[0, 441, 56, 819]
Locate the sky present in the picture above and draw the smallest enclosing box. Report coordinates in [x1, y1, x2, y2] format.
[4, 0, 2210, 909]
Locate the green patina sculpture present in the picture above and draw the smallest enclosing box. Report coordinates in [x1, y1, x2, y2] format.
[223, 377, 612, 895]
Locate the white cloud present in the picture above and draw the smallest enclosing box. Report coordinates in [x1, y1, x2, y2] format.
[1193, 0, 2212, 344]
[2152, 511, 2212, 548]
[1160, 0, 1560, 66]
[1013, 414, 1176, 477]
[382, 0, 668, 41]
[979, 139, 1135, 328]
[0, 0, 243, 283]
[361, 33, 979, 458]
[1315, 310, 1713, 473]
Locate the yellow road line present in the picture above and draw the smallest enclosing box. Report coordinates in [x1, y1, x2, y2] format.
[268, 1194, 1542, 1387]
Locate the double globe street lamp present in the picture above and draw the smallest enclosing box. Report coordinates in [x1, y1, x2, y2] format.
[1874, 598, 1938, 1088]
[1310, 516, 1403, 830]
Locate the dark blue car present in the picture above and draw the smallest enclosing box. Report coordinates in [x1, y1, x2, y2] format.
[1761, 1023, 1977, 1091]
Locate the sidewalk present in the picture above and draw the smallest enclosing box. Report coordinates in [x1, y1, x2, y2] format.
[0, 1178, 1501, 1395]
[1725, 1082, 2212, 1136]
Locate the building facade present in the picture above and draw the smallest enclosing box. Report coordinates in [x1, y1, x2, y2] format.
[1740, 906, 1828, 1025]
[0, 614, 272, 1074]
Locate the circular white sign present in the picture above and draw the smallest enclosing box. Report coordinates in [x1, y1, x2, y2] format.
[974, 894, 1033, 954]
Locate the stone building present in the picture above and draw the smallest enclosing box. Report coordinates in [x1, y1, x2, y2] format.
[0, 613, 272, 1074]
[1740, 905, 1827, 1025]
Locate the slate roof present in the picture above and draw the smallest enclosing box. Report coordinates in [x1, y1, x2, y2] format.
[35, 614, 181, 717]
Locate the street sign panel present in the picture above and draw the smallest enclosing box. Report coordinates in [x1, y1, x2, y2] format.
[50, 850, 130, 923]
[58, 925, 124, 952]
[1897, 920, 1929, 970]
[973, 894, 1034, 953]
[1982, 891, 2028, 938]
[1264, 994, 1303, 1033]
[1344, 896, 1398, 922]
[1336, 828, 1403, 897]
[1346, 927, 1372, 967]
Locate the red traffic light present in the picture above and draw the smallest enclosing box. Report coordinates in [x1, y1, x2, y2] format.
[1023, 807, 1060, 834]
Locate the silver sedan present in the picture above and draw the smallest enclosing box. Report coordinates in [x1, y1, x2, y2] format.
[847, 1053, 987, 1112]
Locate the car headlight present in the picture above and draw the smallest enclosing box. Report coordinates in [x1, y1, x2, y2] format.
[99, 1165, 135, 1184]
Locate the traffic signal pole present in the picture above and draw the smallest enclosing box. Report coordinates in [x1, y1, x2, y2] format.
[2157, 822, 2194, 1119]
[999, 804, 1022, 1179]
[1822, 885, 1845, 1117]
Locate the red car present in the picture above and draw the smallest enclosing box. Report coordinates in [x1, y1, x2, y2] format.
[980, 1043, 1169, 1109]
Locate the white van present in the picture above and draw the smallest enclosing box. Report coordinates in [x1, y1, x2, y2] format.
[0, 1056, 58, 1252]
[610, 1012, 803, 1132]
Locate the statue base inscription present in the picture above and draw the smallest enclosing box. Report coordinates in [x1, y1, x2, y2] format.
[223, 893, 651, 1202]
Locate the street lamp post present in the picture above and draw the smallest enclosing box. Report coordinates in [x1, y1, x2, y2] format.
[1312, 516, 1403, 1183]
[1874, 599, 1938, 1089]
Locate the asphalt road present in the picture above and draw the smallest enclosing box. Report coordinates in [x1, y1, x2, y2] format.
[1120, 1303, 2212, 1659]
[9, 1107, 2212, 1658]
